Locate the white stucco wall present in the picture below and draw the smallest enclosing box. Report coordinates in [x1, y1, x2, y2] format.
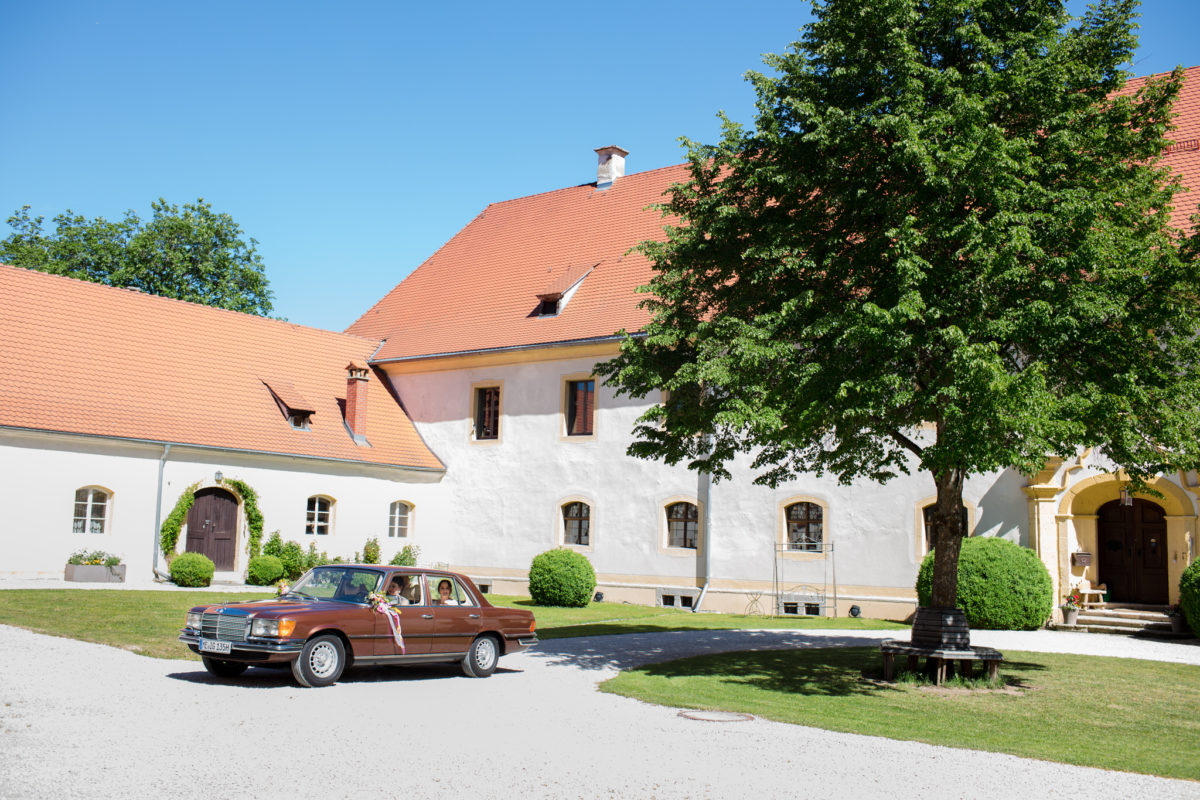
[0, 429, 442, 581]
[383, 349, 1029, 606]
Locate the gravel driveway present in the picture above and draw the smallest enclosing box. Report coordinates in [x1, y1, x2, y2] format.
[1, 624, 1197, 799]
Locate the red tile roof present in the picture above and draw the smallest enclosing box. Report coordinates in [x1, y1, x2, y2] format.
[1121, 65, 1200, 232]
[348, 163, 692, 361]
[352, 69, 1200, 362]
[0, 264, 443, 472]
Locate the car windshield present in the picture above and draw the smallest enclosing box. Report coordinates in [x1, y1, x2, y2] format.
[289, 566, 383, 603]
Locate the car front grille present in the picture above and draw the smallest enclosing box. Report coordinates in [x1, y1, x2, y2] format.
[201, 611, 248, 642]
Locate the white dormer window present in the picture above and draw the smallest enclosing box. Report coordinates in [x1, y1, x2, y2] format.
[289, 412, 311, 430]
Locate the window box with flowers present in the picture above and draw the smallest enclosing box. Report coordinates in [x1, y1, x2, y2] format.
[64, 550, 126, 583]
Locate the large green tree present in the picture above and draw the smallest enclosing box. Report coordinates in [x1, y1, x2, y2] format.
[1, 198, 273, 315]
[597, 0, 1200, 610]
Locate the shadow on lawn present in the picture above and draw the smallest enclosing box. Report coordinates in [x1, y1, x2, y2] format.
[531, 629, 896, 673]
[635, 649, 1049, 697]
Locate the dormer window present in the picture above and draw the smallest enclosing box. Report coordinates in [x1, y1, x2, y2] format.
[532, 262, 598, 318]
[262, 379, 315, 432]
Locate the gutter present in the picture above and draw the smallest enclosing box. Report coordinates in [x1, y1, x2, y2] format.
[151, 444, 172, 581]
[0, 425, 444, 475]
[692, 436, 713, 613]
[368, 333, 642, 365]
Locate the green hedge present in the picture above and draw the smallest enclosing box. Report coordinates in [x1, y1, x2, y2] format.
[170, 552, 215, 587]
[389, 544, 420, 566]
[363, 537, 381, 564]
[1180, 558, 1200, 636]
[916, 536, 1052, 630]
[247, 555, 284, 586]
[528, 548, 596, 607]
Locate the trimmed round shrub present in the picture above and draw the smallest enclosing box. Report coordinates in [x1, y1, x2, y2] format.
[278, 541, 306, 580]
[170, 552, 215, 587]
[915, 536, 1052, 630]
[528, 548, 596, 607]
[1180, 558, 1200, 636]
[246, 555, 284, 586]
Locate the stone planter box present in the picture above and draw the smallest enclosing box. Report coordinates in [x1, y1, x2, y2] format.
[64, 564, 126, 583]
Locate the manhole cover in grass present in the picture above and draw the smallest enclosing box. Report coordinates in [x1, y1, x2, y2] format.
[678, 710, 755, 722]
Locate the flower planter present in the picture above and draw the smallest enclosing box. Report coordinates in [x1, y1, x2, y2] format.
[1062, 608, 1079, 626]
[1170, 615, 1186, 634]
[64, 564, 126, 583]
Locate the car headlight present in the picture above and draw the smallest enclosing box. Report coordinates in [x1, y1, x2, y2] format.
[186, 611, 202, 631]
[251, 618, 279, 637]
[250, 618, 296, 638]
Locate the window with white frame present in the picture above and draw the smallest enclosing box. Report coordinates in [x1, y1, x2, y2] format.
[388, 501, 411, 538]
[666, 502, 699, 549]
[73, 487, 109, 534]
[785, 502, 823, 552]
[562, 502, 590, 546]
[306, 496, 333, 535]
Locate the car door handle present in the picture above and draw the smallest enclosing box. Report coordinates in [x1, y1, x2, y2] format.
[422, 614, 434, 619]
[468, 614, 480, 619]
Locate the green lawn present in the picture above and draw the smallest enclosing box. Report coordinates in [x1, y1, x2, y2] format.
[487, 594, 907, 639]
[601, 646, 1200, 781]
[0, 589, 903, 659]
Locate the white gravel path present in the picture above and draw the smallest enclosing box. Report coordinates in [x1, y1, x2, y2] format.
[1, 622, 1198, 799]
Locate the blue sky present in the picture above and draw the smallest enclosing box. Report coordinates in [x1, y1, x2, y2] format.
[4, 1, 1199, 332]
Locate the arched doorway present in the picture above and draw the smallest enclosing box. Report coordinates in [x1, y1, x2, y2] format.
[185, 487, 239, 570]
[1097, 498, 1168, 604]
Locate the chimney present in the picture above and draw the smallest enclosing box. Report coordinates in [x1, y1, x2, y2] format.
[345, 362, 369, 445]
[595, 145, 628, 189]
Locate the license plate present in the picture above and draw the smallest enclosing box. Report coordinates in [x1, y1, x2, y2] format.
[200, 639, 232, 655]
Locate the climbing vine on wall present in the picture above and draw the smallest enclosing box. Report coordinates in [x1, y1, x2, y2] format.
[159, 482, 200, 558]
[223, 477, 265, 557]
[158, 477, 266, 559]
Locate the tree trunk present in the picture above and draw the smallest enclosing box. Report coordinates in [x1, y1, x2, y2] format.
[928, 467, 966, 609]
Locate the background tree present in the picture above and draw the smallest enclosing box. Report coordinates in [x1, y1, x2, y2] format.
[597, 0, 1200, 610]
[1, 198, 273, 315]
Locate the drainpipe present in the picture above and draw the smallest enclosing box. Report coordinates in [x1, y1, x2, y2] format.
[692, 436, 713, 612]
[151, 444, 172, 580]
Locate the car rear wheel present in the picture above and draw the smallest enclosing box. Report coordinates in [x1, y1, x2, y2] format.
[202, 656, 248, 678]
[292, 634, 346, 688]
[461, 634, 499, 678]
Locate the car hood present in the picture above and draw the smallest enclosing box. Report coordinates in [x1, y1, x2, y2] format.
[194, 598, 352, 616]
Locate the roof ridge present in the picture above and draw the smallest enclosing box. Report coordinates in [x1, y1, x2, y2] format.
[482, 161, 690, 209]
[0, 262, 381, 346]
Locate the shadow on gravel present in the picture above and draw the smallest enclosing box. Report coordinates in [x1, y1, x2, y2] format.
[530, 630, 893, 673]
[166, 664, 523, 688]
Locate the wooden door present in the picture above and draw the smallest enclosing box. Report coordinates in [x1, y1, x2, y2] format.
[185, 488, 238, 571]
[1097, 499, 1168, 604]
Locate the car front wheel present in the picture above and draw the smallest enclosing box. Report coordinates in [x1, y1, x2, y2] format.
[461, 634, 499, 678]
[292, 634, 346, 688]
[202, 656, 248, 678]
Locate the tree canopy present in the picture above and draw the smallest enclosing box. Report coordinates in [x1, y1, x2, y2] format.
[597, 0, 1200, 608]
[1, 198, 274, 316]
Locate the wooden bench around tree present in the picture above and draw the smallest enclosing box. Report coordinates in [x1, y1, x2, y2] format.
[880, 639, 1003, 684]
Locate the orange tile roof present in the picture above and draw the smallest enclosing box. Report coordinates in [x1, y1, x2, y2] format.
[348, 163, 692, 361]
[1121, 65, 1200, 232]
[352, 69, 1200, 362]
[0, 264, 444, 472]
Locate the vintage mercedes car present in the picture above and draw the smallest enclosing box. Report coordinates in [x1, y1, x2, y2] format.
[179, 565, 537, 687]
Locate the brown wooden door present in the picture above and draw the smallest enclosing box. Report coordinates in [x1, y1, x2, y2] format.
[185, 488, 238, 571]
[1097, 498, 1168, 604]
